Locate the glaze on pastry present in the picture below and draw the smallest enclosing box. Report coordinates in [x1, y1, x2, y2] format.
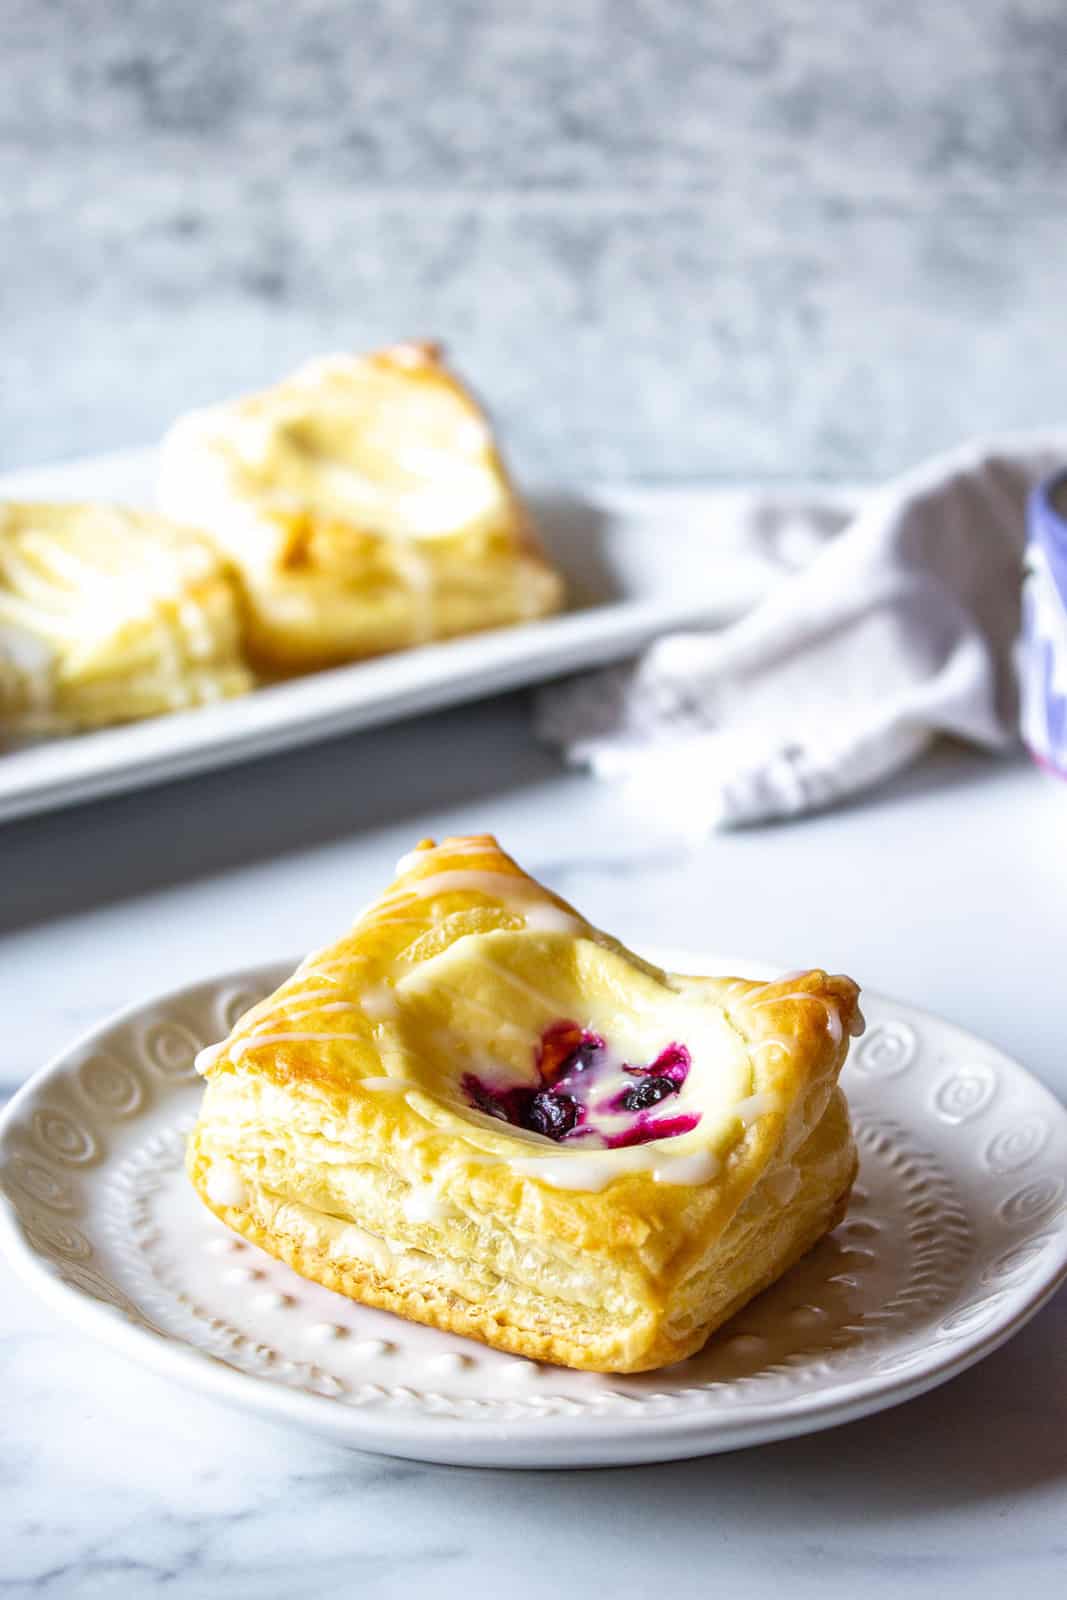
[0, 501, 251, 735]
[189, 835, 862, 1373]
[158, 344, 564, 672]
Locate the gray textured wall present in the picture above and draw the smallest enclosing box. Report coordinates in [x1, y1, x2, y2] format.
[3, 1, 1066, 483]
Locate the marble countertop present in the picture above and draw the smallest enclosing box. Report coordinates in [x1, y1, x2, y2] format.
[2, 696, 1065, 1597]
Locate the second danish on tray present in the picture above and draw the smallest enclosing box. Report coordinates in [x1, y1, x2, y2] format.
[158, 343, 564, 674]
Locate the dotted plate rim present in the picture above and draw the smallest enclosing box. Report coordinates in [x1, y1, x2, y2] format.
[1, 951, 1065, 1469]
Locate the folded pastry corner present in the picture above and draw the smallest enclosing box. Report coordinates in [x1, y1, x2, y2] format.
[158, 343, 564, 673]
[0, 500, 252, 735]
[189, 834, 862, 1373]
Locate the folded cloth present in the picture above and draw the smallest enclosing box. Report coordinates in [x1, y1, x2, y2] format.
[537, 434, 1067, 832]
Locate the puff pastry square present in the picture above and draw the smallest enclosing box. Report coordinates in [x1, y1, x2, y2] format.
[0, 501, 251, 735]
[189, 835, 862, 1373]
[158, 344, 564, 672]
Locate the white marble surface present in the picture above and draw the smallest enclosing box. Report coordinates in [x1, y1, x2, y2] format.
[2, 697, 1066, 1595]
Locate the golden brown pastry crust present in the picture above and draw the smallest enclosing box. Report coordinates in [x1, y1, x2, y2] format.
[189, 834, 861, 1372]
[158, 344, 564, 673]
[0, 500, 251, 734]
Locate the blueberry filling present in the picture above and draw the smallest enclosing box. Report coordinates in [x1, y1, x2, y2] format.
[625, 1042, 690, 1086]
[527, 1091, 580, 1138]
[538, 1020, 605, 1084]
[619, 1074, 679, 1112]
[608, 1111, 700, 1149]
[461, 1075, 534, 1127]
[463, 1024, 699, 1148]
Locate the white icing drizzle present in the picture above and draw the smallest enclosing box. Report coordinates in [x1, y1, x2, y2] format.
[393, 840, 490, 875]
[204, 1159, 248, 1208]
[747, 1036, 792, 1062]
[198, 1003, 364, 1074]
[508, 1143, 721, 1192]
[279, 1000, 355, 1019]
[515, 900, 583, 935]
[198, 848, 808, 1203]
[401, 1187, 450, 1224]
[377, 869, 580, 936]
[718, 979, 751, 996]
[395, 846, 436, 875]
[823, 1004, 843, 1047]
[652, 1149, 721, 1186]
[733, 1091, 781, 1127]
[195, 1040, 227, 1075]
[238, 1000, 358, 1038]
[351, 913, 424, 934]
[296, 954, 365, 978]
[360, 985, 398, 1021]
[333, 1222, 395, 1275]
[0, 619, 55, 714]
[230, 1030, 366, 1058]
[752, 991, 844, 1046]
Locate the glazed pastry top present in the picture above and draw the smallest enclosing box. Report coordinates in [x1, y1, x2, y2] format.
[0, 499, 251, 729]
[0, 499, 232, 632]
[197, 834, 863, 1207]
[160, 344, 540, 567]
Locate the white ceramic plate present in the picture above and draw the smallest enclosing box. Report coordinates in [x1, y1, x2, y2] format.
[1, 951, 1064, 1469]
[0, 450, 810, 823]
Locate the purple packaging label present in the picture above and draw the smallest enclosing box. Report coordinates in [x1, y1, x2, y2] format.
[1021, 471, 1067, 778]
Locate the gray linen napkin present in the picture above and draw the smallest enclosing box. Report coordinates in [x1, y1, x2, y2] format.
[537, 434, 1067, 831]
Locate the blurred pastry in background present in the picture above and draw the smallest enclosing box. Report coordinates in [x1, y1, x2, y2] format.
[0, 502, 252, 736]
[157, 342, 564, 673]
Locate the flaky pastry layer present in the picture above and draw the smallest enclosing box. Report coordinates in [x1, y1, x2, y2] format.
[189, 834, 862, 1371]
